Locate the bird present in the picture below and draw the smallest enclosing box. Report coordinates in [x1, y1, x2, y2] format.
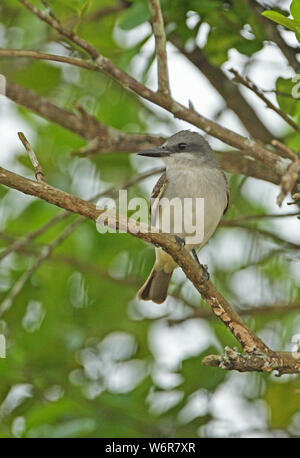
[136, 130, 229, 304]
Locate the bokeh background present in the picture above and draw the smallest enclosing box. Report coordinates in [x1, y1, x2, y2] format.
[0, 0, 300, 438]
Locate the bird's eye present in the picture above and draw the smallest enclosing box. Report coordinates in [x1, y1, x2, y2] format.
[178, 143, 187, 150]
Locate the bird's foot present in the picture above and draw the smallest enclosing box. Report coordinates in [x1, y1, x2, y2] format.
[192, 249, 210, 283]
[174, 235, 185, 249]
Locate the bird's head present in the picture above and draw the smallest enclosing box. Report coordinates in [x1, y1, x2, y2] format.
[137, 130, 218, 167]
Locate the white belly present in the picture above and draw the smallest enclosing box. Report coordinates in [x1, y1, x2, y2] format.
[155, 166, 227, 251]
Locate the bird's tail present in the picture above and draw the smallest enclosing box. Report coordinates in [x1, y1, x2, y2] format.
[137, 267, 173, 304]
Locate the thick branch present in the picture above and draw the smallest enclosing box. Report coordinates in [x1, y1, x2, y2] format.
[5, 79, 164, 150]
[1, 164, 300, 374]
[203, 347, 300, 375]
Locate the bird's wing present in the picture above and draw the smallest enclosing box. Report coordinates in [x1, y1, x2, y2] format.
[150, 172, 168, 224]
[223, 189, 229, 215]
[221, 171, 229, 215]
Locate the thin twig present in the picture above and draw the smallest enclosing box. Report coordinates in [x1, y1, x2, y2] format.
[221, 220, 300, 251]
[0, 231, 140, 289]
[272, 139, 299, 162]
[225, 211, 300, 223]
[230, 68, 300, 135]
[148, 0, 170, 95]
[0, 212, 69, 262]
[18, 132, 45, 182]
[0, 49, 96, 70]
[41, 0, 62, 26]
[0, 217, 84, 317]
[168, 302, 300, 325]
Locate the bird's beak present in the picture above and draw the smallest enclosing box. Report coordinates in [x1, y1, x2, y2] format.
[137, 146, 171, 157]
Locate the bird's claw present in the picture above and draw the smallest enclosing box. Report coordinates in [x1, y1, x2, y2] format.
[199, 263, 210, 283]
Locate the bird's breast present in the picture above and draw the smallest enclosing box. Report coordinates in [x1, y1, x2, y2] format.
[156, 166, 227, 248]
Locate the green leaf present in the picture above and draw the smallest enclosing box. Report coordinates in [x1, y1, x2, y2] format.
[261, 11, 298, 32]
[276, 77, 300, 117]
[290, 0, 300, 22]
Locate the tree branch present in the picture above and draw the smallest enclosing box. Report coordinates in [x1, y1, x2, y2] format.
[1, 47, 282, 167]
[0, 212, 69, 262]
[4, 80, 281, 183]
[1, 164, 300, 374]
[230, 68, 300, 135]
[246, 0, 300, 73]
[5, 79, 164, 150]
[169, 34, 273, 143]
[202, 346, 300, 375]
[0, 217, 84, 317]
[14, 0, 282, 170]
[18, 131, 45, 182]
[148, 0, 170, 95]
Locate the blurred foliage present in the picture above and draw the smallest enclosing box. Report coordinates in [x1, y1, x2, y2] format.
[0, 0, 300, 439]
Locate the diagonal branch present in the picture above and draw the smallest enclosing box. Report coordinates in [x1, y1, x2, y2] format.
[1, 164, 300, 374]
[1, 48, 280, 168]
[0, 165, 164, 264]
[148, 0, 170, 95]
[230, 68, 300, 135]
[246, 0, 300, 73]
[0, 164, 165, 306]
[14, 0, 282, 170]
[0, 217, 84, 317]
[3, 229, 300, 323]
[5, 79, 164, 150]
[18, 131, 45, 182]
[169, 34, 273, 143]
[5, 80, 281, 183]
[0, 212, 69, 262]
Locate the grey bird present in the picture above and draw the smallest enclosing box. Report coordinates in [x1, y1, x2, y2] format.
[137, 130, 229, 304]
